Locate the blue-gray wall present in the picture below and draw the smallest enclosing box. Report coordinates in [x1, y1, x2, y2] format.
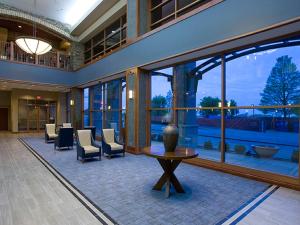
[1, 0, 300, 86]
[0, 60, 75, 85]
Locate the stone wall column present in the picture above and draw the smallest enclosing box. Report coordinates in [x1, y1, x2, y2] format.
[174, 62, 198, 148]
[127, 0, 149, 40]
[70, 42, 84, 70]
[57, 93, 67, 125]
[70, 88, 83, 130]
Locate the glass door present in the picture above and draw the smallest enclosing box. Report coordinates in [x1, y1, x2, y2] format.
[48, 102, 56, 124]
[38, 105, 47, 130]
[18, 99, 57, 132]
[28, 104, 38, 131]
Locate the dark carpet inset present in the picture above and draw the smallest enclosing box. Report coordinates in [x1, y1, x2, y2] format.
[22, 137, 269, 225]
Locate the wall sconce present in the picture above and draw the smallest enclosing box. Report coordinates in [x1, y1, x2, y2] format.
[108, 105, 111, 110]
[70, 99, 74, 106]
[129, 90, 134, 99]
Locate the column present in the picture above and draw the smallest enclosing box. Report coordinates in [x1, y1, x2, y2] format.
[127, 0, 149, 40]
[70, 88, 83, 130]
[174, 62, 198, 148]
[126, 68, 150, 153]
[70, 42, 84, 70]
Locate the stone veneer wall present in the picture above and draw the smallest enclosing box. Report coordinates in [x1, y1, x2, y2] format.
[70, 42, 85, 71]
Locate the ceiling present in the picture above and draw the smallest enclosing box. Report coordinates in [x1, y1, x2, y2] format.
[0, 0, 104, 28]
[0, 79, 69, 92]
[0, 19, 63, 46]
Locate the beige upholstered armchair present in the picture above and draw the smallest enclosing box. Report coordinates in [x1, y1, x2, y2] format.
[102, 129, 125, 158]
[76, 130, 101, 162]
[63, 123, 72, 128]
[45, 124, 58, 143]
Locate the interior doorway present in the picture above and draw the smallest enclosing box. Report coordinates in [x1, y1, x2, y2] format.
[18, 99, 56, 132]
[0, 108, 8, 130]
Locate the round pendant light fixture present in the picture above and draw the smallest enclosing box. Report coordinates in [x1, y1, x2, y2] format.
[15, 0, 52, 56]
[15, 37, 52, 55]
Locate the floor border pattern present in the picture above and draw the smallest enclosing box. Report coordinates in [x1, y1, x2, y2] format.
[18, 138, 117, 225]
[219, 184, 279, 225]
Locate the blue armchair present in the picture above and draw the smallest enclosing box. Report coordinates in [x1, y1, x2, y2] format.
[54, 127, 74, 150]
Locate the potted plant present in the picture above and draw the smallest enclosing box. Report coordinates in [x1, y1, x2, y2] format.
[234, 145, 246, 154]
[203, 141, 213, 150]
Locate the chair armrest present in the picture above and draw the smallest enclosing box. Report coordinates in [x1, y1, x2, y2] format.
[102, 140, 111, 151]
[114, 134, 124, 146]
[115, 140, 124, 146]
[91, 138, 101, 149]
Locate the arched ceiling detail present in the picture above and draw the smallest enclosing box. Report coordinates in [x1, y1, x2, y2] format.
[0, 3, 76, 41]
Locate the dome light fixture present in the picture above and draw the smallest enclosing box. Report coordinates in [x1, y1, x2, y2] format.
[15, 0, 52, 56]
[15, 37, 52, 55]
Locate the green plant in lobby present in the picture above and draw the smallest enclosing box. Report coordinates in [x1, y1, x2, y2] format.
[203, 141, 213, 150]
[234, 144, 246, 154]
[291, 149, 299, 162]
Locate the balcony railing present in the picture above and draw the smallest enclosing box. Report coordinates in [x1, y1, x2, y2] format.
[0, 41, 71, 71]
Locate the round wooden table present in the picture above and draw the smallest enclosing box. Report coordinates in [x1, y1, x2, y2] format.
[143, 146, 198, 197]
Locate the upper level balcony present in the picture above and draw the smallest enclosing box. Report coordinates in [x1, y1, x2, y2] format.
[0, 41, 71, 71]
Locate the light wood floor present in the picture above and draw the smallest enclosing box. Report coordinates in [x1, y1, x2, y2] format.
[0, 132, 102, 225]
[238, 187, 300, 225]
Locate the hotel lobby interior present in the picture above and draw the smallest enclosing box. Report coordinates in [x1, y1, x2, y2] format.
[0, 0, 300, 224]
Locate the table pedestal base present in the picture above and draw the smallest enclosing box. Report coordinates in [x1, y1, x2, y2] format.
[153, 159, 185, 197]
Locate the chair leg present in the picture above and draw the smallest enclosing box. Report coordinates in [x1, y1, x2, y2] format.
[123, 152, 125, 157]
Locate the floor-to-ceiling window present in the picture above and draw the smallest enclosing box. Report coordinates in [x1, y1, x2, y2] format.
[83, 88, 90, 127]
[82, 77, 126, 140]
[150, 68, 173, 147]
[149, 36, 300, 178]
[224, 43, 300, 177]
[91, 84, 103, 136]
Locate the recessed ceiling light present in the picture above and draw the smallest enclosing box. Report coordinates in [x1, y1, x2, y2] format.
[18, 25, 22, 28]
